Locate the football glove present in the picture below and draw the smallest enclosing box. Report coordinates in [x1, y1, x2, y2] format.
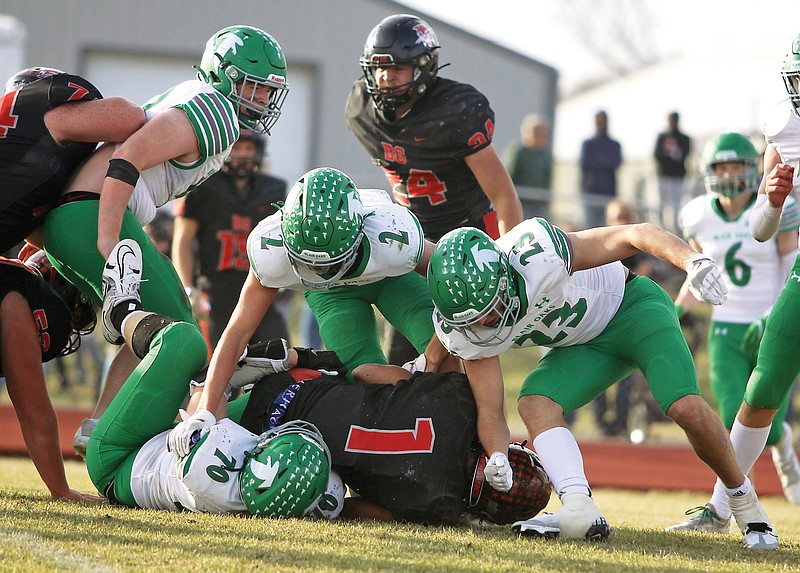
[685, 254, 728, 305]
[741, 314, 768, 363]
[402, 353, 427, 374]
[294, 347, 347, 376]
[483, 452, 513, 492]
[168, 408, 216, 458]
[226, 338, 293, 390]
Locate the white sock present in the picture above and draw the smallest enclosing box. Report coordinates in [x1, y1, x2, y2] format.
[730, 418, 771, 474]
[533, 426, 590, 498]
[709, 480, 732, 520]
[725, 475, 752, 498]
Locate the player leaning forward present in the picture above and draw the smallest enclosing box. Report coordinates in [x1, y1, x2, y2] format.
[427, 218, 778, 549]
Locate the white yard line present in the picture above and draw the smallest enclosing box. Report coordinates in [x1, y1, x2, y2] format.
[0, 529, 120, 573]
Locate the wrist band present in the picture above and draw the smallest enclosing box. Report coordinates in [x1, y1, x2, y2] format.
[106, 157, 140, 187]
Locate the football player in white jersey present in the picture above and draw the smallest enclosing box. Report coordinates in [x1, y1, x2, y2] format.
[427, 220, 778, 549]
[716, 32, 800, 535]
[667, 133, 800, 534]
[87, 239, 338, 518]
[168, 167, 458, 456]
[40, 25, 289, 454]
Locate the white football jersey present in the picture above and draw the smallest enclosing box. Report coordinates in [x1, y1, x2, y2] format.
[247, 188, 424, 290]
[127, 80, 239, 226]
[764, 99, 800, 194]
[435, 218, 626, 360]
[129, 418, 257, 513]
[681, 194, 798, 323]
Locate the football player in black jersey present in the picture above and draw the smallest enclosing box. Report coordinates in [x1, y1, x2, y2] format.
[0, 67, 143, 254]
[0, 251, 100, 501]
[172, 130, 289, 348]
[345, 14, 523, 364]
[345, 14, 522, 243]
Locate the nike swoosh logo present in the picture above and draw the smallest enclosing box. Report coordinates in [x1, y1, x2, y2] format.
[414, 137, 426, 142]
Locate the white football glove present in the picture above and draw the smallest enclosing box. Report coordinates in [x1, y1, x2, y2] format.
[685, 254, 728, 305]
[401, 353, 427, 374]
[167, 409, 216, 458]
[227, 338, 292, 390]
[483, 452, 513, 492]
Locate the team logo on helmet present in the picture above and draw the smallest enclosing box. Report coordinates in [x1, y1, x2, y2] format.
[412, 23, 437, 48]
[217, 32, 245, 58]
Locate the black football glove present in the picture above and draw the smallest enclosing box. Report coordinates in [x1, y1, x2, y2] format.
[294, 347, 347, 377]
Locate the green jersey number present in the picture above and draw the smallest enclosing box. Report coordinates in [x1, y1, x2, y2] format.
[512, 232, 544, 266]
[206, 449, 238, 483]
[514, 298, 588, 346]
[724, 242, 751, 287]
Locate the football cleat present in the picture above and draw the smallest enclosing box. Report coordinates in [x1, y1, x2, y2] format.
[101, 239, 143, 344]
[728, 489, 779, 550]
[73, 418, 99, 460]
[665, 504, 730, 533]
[771, 433, 800, 504]
[512, 492, 611, 541]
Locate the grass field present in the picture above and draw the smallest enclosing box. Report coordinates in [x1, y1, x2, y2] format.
[1, 458, 799, 572]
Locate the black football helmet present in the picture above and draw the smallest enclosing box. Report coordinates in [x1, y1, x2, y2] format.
[25, 251, 96, 356]
[4, 67, 65, 94]
[360, 14, 440, 111]
[468, 442, 552, 524]
[225, 129, 266, 177]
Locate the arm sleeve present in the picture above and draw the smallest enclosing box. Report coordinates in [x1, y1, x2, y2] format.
[750, 194, 783, 241]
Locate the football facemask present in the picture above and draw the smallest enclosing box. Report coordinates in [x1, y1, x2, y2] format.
[281, 167, 366, 289]
[429, 228, 520, 346]
[781, 33, 800, 118]
[197, 25, 288, 134]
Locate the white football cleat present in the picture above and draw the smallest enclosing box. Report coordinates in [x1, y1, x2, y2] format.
[73, 418, 99, 460]
[728, 489, 778, 550]
[513, 492, 611, 541]
[101, 239, 143, 344]
[771, 428, 800, 504]
[666, 504, 731, 533]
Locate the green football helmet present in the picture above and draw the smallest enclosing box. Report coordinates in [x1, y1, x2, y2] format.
[428, 228, 520, 346]
[239, 420, 331, 518]
[700, 132, 759, 198]
[281, 167, 366, 289]
[197, 25, 288, 134]
[781, 33, 800, 118]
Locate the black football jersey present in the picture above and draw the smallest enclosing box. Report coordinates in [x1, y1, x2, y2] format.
[174, 171, 286, 283]
[0, 258, 73, 373]
[346, 77, 494, 241]
[239, 370, 478, 524]
[0, 73, 102, 251]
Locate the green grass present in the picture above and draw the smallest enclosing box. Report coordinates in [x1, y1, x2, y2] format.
[1, 458, 799, 572]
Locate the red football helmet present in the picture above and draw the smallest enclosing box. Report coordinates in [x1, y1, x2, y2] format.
[468, 442, 552, 524]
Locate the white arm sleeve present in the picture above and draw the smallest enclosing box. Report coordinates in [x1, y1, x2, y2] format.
[750, 194, 783, 242]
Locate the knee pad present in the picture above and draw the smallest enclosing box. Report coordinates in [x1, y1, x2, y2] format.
[131, 314, 177, 359]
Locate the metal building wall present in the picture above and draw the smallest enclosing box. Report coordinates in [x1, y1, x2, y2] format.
[0, 0, 557, 188]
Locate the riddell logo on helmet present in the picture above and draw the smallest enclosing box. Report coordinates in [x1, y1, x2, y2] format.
[268, 74, 285, 84]
[413, 24, 436, 48]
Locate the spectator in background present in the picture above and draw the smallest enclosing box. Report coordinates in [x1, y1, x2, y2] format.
[504, 114, 553, 220]
[654, 112, 692, 232]
[172, 130, 289, 348]
[579, 110, 622, 229]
